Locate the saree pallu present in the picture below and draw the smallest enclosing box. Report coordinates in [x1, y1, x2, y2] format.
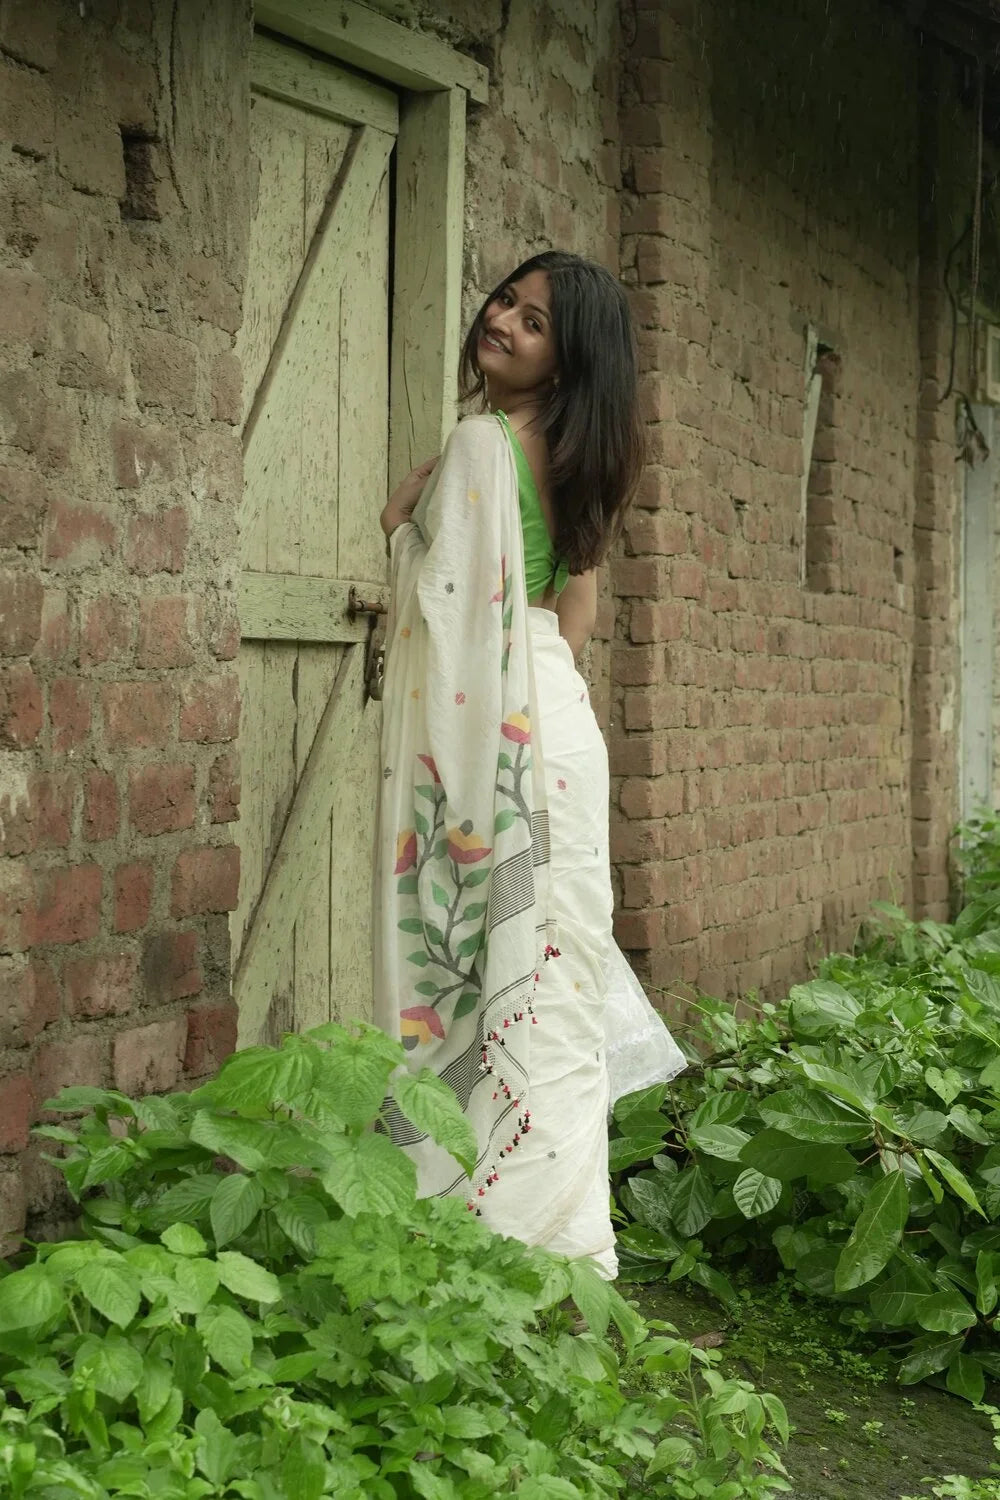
[374, 414, 615, 1275]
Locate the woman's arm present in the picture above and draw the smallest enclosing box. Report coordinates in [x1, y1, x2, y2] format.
[556, 569, 597, 660]
[380, 456, 438, 538]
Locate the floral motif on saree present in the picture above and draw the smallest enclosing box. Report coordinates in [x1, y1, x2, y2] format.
[374, 415, 553, 1203]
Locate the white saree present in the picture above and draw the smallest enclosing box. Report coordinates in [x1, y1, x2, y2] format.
[375, 413, 618, 1273]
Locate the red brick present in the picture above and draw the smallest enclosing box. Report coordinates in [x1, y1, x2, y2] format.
[136, 596, 195, 669]
[0, 1168, 26, 1256]
[102, 681, 174, 750]
[42, 500, 116, 571]
[179, 674, 239, 743]
[50, 677, 92, 753]
[29, 863, 102, 946]
[114, 862, 154, 934]
[111, 419, 182, 489]
[185, 1001, 237, 1076]
[170, 845, 240, 918]
[0, 1072, 34, 1151]
[143, 929, 203, 1002]
[56, 304, 120, 394]
[64, 950, 138, 1019]
[129, 762, 195, 836]
[0, 0, 59, 70]
[83, 769, 119, 842]
[613, 909, 663, 950]
[33, 1034, 107, 1110]
[125, 507, 189, 576]
[36, 590, 72, 663]
[79, 596, 132, 667]
[211, 351, 243, 424]
[0, 860, 34, 955]
[0, 60, 54, 157]
[0, 662, 43, 747]
[207, 598, 240, 661]
[4, 770, 74, 856]
[0, 571, 43, 659]
[132, 329, 197, 415]
[611, 556, 671, 597]
[0, 465, 46, 550]
[55, 111, 125, 198]
[113, 1015, 187, 1096]
[209, 750, 240, 823]
[0, 956, 60, 1047]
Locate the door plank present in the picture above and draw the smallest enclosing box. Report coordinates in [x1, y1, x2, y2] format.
[251, 33, 399, 133]
[242, 123, 395, 465]
[234, 642, 366, 1044]
[239, 572, 388, 642]
[254, 0, 488, 102]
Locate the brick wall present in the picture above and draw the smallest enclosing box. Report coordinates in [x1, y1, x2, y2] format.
[0, 0, 250, 1248]
[612, 0, 967, 1006]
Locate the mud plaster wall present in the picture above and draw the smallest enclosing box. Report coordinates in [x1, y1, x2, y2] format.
[613, 0, 967, 1005]
[0, 0, 252, 1249]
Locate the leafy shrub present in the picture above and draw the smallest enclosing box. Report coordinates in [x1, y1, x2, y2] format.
[0, 1022, 788, 1498]
[612, 828, 1000, 1406]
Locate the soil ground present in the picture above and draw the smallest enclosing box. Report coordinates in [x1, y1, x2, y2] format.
[628, 1275, 999, 1499]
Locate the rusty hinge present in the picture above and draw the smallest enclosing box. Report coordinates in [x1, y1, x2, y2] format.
[348, 586, 388, 617]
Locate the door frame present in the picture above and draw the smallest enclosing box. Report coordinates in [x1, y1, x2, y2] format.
[253, 0, 487, 484]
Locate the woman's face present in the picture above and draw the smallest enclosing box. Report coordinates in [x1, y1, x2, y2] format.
[477, 269, 558, 401]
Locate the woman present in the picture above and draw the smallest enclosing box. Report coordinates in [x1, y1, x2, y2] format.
[374, 251, 643, 1278]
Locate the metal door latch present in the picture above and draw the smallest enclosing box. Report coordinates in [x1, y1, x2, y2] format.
[349, 587, 387, 703]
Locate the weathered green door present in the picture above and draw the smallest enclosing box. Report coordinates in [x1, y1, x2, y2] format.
[233, 34, 396, 1046]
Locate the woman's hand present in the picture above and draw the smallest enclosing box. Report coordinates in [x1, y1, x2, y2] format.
[380, 456, 438, 538]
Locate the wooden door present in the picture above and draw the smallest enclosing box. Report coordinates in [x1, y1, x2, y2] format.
[233, 35, 396, 1047]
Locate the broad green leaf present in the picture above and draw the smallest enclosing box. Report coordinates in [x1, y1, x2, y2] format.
[757, 1089, 871, 1145]
[160, 1223, 208, 1257]
[763, 1393, 790, 1445]
[173, 1256, 220, 1315]
[687, 1123, 750, 1161]
[733, 1168, 782, 1219]
[870, 1266, 938, 1326]
[788, 979, 862, 1036]
[623, 1175, 681, 1242]
[916, 1289, 976, 1334]
[797, 1059, 876, 1113]
[834, 1170, 909, 1292]
[392, 1067, 477, 1175]
[614, 1082, 668, 1123]
[281, 1433, 326, 1500]
[609, 1133, 665, 1173]
[0, 1266, 64, 1331]
[442, 1406, 498, 1439]
[195, 1408, 241, 1488]
[569, 1257, 613, 1337]
[210, 1173, 265, 1248]
[669, 1165, 713, 1237]
[687, 1260, 738, 1309]
[79, 1334, 144, 1402]
[321, 1130, 417, 1216]
[431, 881, 451, 909]
[616, 1224, 682, 1262]
[739, 1128, 855, 1185]
[947, 1352, 986, 1405]
[208, 1046, 309, 1111]
[274, 1194, 329, 1258]
[925, 1148, 986, 1216]
[152, 1174, 219, 1227]
[925, 1067, 963, 1106]
[895, 1107, 949, 1146]
[136, 1354, 173, 1426]
[76, 1257, 141, 1328]
[189, 1110, 268, 1170]
[215, 1251, 280, 1304]
[646, 1435, 697, 1478]
[197, 1304, 254, 1375]
[686, 1091, 747, 1131]
[948, 1104, 991, 1144]
[976, 1250, 1000, 1315]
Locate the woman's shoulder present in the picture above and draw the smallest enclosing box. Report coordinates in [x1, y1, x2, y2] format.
[444, 412, 506, 458]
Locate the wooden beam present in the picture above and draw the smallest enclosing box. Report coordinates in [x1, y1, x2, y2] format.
[389, 87, 466, 486]
[255, 0, 489, 104]
[251, 33, 399, 133]
[239, 572, 389, 642]
[235, 642, 366, 1045]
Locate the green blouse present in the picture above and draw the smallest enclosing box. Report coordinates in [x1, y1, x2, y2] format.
[496, 411, 570, 601]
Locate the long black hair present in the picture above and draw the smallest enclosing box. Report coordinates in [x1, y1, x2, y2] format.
[458, 250, 644, 574]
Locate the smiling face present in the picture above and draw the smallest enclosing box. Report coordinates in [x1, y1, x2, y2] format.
[476, 269, 559, 408]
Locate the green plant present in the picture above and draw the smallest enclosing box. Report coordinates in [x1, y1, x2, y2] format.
[612, 821, 1000, 1404]
[0, 1022, 789, 1498]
